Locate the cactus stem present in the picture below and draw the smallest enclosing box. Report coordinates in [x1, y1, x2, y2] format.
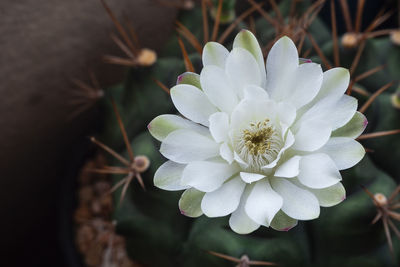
[339, 0, 353, 32]
[101, 0, 139, 56]
[355, 0, 366, 33]
[305, 31, 332, 69]
[248, 0, 279, 31]
[218, 4, 259, 44]
[175, 21, 203, 54]
[90, 137, 131, 167]
[358, 81, 394, 113]
[347, 83, 371, 97]
[248, 15, 256, 35]
[201, 0, 210, 44]
[364, 148, 374, 153]
[207, 251, 277, 266]
[355, 65, 385, 83]
[111, 99, 134, 161]
[268, 0, 283, 25]
[211, 0, 223, 42]
[349, 38, 366, 77]
[357, 129, 400, 140]
[288, 0, 298, 21]
[153, 0, 195, 10]
[367, 28, 397, 39]
[330, 0, 340, 67]
[152, 78, 170, 94]
[177, 36, 195, 72]
[297, 33, 306, 54]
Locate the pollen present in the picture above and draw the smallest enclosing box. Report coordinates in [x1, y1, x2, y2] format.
[242, 120, 274, 156]
[235, 118, 283, 171]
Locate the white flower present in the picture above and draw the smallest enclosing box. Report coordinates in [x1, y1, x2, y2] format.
[148, 30, 367, 234]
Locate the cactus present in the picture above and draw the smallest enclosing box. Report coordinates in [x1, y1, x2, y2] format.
[79, 0, 400, 266]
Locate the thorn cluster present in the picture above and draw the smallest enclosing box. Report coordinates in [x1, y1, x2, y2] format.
[101, 0, 157, 67]
[68, 70, 104, 120]
[90, 99, 150, 205]
[208, 251, 277, 267]
[362, 185, 400, 257]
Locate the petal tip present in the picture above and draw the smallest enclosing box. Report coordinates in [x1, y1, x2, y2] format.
[177, 74, 183, 83]
[363, 117, 369, 127]
[281, 226, 294, 232]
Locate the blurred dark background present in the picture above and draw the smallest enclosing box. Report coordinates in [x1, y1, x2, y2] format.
[0, 0, 176, 266]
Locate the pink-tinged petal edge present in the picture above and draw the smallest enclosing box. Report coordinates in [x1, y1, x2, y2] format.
[280, 225, 295, 232]
[177, 75, 183, 83]
[299, 58, 312, 64]
[363, 117, 368, 127]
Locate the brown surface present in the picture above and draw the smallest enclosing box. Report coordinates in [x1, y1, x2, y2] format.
[0, 0, 177, 265]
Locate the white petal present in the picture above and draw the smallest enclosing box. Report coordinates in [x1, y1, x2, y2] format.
[292, 119, 331, 152]
[317, 137, 365, 170]
[225, 47, 261, 98]
[332, 111, 368, 139]
[177, 72, 202, 89]
[297, 94, 357, 132]
[202, 41, 229, 68]
[233, 30, 267, 88]
[234, 151, 249, 169]
[240, 172, 265, 183]
[220, 142, 234, 164]
[328, 94, 358, 129]
[148, 114, 208, 142]
[262, 130, 295, 170]
[266, 36, 298, 101]
[270, 210, 298, 231]
[154, 161, 189, 191]
[245, 179, 283, 226]
[181, 159, 240, 192]
[312, 67, 350, 105]
[160, 129, 219, 163]
[178, 188, 205, 217]
[200, 65, 239, 113]
[171, 84, 218, 126]
[230, 99, 277, 131]
[286, 63, 323, 108]
[309, 182, 346, 207]
[274, 156, 301, 178]
[209, 112, 229, 143]
[277, 102, 296, 127]
[298, 153, 341, 189]
[291, 179, 346, 207]
[229, 185, 260, 234]
[243, 85, 269, 100]
[270, 178, 320, 220]
[201, 176, 246, 217]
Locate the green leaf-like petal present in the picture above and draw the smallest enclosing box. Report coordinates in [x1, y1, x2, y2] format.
[178, 188, 205, 218]
[331, 111, 367, 138]
[148, 114, 208, 142]
[177, 72, 202, 89]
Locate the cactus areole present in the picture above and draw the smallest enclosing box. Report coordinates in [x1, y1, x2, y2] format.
[148, 30, 366, 234]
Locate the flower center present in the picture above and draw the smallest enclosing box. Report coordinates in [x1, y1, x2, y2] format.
[235, 119, 283, 170]
[243, 120, 273, 156]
